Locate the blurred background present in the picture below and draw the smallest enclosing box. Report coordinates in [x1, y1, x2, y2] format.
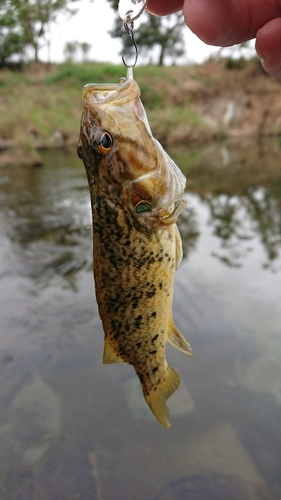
[1, 1, 281, 500]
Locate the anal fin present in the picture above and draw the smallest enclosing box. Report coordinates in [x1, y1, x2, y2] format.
[103, 340, 125, 364]
[168, 321, 194, 357]
[145, 366, 181, 428]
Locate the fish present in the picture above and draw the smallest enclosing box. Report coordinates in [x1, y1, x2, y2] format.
[77, 67, 193, 428]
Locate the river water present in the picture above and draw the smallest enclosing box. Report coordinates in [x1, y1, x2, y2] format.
[0, 139, 281, 499]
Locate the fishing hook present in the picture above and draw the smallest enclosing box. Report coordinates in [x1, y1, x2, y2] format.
[122, 13, 139, 68]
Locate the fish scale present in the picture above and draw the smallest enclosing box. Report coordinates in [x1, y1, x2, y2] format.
[78, 69, 193, 428]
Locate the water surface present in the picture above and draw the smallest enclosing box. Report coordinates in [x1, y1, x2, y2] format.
[0, 140, 281, 499]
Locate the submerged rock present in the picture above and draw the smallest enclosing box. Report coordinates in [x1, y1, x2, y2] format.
[0, 374, 61, 465]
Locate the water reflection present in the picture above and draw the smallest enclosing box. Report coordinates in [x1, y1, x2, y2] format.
[174, 138, 281, 271]
[1, 139, 281, 499]
[0, 150, 93, 289]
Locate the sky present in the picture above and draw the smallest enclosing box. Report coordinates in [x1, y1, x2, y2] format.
[38, 0, 222, 65]
[38, 0, 256, 66]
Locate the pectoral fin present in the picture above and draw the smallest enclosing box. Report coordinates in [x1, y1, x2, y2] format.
[145, 366, 181, 428]
[168, 319, 194, 357]
[103, 340, 125, 364]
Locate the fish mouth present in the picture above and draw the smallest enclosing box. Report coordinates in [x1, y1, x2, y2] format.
[82, 77, 141, 107]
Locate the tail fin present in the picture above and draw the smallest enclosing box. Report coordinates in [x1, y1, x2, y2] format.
[145, 366, 181, 428]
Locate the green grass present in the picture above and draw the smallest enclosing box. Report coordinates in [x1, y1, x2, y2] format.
[0, 60, 234, 151]
[45, 62, 126, 85]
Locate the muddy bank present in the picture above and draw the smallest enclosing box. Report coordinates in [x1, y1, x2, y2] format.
[0, 59, 280, 166]
[148, 59, 281, 146]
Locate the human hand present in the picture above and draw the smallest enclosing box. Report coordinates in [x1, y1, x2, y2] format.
[147, 0, 281, 78]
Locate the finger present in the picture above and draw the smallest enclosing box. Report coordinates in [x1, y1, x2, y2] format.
[146, 0, 184, 16]
[256, 18, 281, 77]
[183, 0, 281, 46]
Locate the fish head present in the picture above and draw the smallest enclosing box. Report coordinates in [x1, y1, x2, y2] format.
[78, 73, 186, 228]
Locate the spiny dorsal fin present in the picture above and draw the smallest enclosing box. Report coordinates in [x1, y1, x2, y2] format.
[145, 366, 181, 428]
[103, 340, 125, 364]
[168, 320, 194, 357]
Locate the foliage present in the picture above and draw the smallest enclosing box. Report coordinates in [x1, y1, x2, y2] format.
[107, 0, 186, 66]
[0, 0, 78, 64]
[0, 0, 24, 64]
[45, 61, 126, 85]
[63, 41, 92, 62]
[225, 57, 248, 70]
[0, 30, 25, 65]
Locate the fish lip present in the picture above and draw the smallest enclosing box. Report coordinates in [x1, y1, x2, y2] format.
[82, 78, 140, 106]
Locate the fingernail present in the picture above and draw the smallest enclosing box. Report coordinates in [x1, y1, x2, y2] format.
[255, 32, 266, 62]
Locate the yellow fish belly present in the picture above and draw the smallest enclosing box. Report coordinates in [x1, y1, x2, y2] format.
[93, 201, 193, 428]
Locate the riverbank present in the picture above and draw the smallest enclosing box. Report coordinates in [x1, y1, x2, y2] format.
[0, 58, 280, 166]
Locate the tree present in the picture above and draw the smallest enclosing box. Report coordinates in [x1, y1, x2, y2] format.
[107, 0, 186, 66]
[63, 40, 79, 61]
[63, 41, 92, 62]
[0, 30, 25, 65]
[0, 0, 78, 63]
[0, 0, 25, 64]
[80, 41, 91, 61]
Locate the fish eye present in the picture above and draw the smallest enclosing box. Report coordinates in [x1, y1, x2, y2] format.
[135, 201, 152, 214]
[96, 131, 113, 155]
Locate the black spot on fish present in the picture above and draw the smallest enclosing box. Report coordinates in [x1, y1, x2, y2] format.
[119, 346, 128, 358]
[159, 283, 163, 290]
[152, 366, 158, 373]
[151, 311, 157, 318]
[146, 285, 156, 299]
[150, 349, 157, 355]
[134, 315, 143, 329]
[136, 341, 142, 348]
[151, 334, 158, 342]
